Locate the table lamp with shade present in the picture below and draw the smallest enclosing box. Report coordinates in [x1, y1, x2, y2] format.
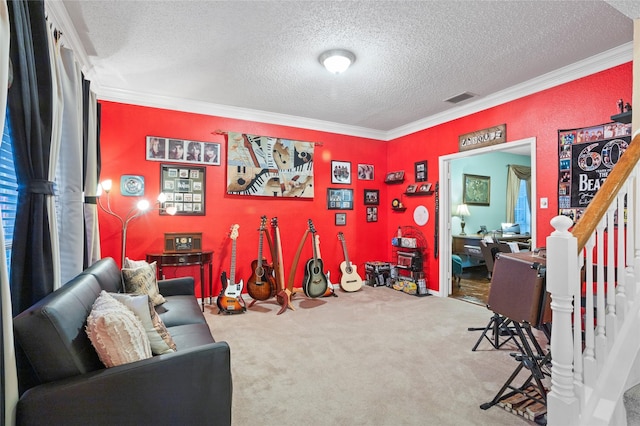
[456, 204, 471, 235]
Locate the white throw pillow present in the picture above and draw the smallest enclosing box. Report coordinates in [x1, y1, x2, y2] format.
[110, 293, 176, 355]
[121, 261, 166, 306]
[86, 291, 152, 367]
[124, 257, 149, 269]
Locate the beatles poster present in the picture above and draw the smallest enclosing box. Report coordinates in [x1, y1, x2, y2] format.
[227, 132, 315, 198]
[558, 122, 632, 222]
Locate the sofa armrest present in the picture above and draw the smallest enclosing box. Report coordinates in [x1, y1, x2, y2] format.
[157, 276, 195, 296]
[17, 342, 232, 426]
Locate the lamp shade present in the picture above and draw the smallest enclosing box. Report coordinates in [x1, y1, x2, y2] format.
[319, 49, 356, 74]
[456, 204, 470, 217]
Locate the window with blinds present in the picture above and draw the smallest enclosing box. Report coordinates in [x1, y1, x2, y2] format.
[0, 109, 17, 269]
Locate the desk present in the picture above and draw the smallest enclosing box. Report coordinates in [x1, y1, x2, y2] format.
[452, 234, 531, 253]
[146, 251, 213, 312]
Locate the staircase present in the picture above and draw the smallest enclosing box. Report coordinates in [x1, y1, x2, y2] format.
[546, 130, 640, 425]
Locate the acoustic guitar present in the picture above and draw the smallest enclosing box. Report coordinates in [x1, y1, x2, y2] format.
[247, 216, 276, 301]
[217, 224, 245, 314]
[314, 234, 337, 297]
[302, 219, 328, 298]
[338, 232, 363, 292]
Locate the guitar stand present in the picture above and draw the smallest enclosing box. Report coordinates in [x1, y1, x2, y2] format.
[480, 321, 550, 424]
[469, 311, 522, 352]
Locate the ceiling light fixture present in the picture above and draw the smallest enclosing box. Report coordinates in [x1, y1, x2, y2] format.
[319, 49, 356, 74]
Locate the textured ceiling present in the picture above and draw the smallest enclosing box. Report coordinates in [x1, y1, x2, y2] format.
[50, 1, 635, 140]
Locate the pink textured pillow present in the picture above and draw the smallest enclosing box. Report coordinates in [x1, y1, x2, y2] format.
[86, 291, 152, 367]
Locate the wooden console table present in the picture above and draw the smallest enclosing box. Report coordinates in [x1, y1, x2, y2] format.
[146, 251, 214, 312]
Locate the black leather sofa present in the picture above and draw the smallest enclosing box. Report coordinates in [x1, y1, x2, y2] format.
[13, 257, 232, 426]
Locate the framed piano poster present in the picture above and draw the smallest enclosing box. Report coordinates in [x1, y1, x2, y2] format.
[226, 132, 315, 198]
[160, 164, 206, 215]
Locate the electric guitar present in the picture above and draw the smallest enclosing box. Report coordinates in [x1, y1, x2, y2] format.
[337, 232, 363, 292]
[302, 219, 328, 298]
[247, 216, 276, 301]
[217, 224, 245, 314]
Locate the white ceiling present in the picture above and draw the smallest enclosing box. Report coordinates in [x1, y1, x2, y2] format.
[48, 1, 638, 141]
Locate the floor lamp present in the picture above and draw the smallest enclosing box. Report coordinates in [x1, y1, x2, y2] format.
[97, 179, 176, 266]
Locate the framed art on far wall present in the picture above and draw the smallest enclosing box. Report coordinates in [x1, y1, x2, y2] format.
[463, 174, 490, 206]
[160, 164, 206, 215]
[415, 160, 427, 182]
[331, 160, 352, 184]
[335, 213, 347, 226]
[366, 207, 378, 222]
[357, 163, 374, 180]
[327, 188, 353, 210]
[147, 136, 220, 166]
[364, 189, 379, 205]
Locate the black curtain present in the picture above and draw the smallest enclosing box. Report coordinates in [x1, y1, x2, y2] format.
[7, 0, 54, 315]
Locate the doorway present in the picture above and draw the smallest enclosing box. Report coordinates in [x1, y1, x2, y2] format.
[437, 137, 537, 299]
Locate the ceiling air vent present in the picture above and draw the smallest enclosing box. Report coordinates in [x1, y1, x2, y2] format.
[445, 92, 476, 104]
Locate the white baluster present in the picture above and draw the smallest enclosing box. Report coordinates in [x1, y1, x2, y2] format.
[547, 215, 580, 425]
[595, 218, 607, 369]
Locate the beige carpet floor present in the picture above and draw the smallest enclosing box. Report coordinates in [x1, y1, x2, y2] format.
[204, 285, 544, 425]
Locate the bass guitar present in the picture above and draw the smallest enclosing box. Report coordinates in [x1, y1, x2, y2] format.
[302, 219, 328, 298]
[338, 232, 363, 292]
[247, 216, 276, 301]
[217, 224, 245, 314]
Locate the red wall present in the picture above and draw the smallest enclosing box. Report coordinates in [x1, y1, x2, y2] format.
[98, 105, 389, 298]
[98, 62, 632, 297]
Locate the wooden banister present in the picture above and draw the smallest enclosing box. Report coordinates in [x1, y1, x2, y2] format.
[572, 133, 640, 252]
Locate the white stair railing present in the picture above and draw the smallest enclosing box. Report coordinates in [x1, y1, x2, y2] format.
[547, 131, 640, 425]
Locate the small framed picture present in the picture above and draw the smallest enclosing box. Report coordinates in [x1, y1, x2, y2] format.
[406, 184, 417, 193]
[331, 160, 352, 184]
[364, 189, 379, 205]
[384, 170, 405, 183]
[417, 183, 432, 194]
[335, 213, 347, 226]
[415, 160, 427, 182]
[327, 188, 354, 210]
[366, 207, 378, 223]
[357, 164, 374, 180]
[463, 174, 490, 205]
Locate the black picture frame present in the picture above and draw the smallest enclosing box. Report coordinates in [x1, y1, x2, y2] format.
[160, 164, 206, 215]
[366, 206, 378, 222]
[335, 213, 347, 226]
[327, 188, 354, 210]
[364, 189, 379, 205]
[463, 174, 490, 206]
[415, 160, 427, 182]
[331, 160, 352, 184]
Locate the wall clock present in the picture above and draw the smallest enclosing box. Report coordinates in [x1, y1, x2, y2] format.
[120, 175, 144, 196]
[413, 205, 429, 226]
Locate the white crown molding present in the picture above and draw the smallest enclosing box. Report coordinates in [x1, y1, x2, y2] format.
[387, 42, 633, 141]
[97, 87, 387, 141]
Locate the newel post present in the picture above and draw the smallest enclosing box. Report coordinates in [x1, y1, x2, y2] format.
[547, 215, 580, 425]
